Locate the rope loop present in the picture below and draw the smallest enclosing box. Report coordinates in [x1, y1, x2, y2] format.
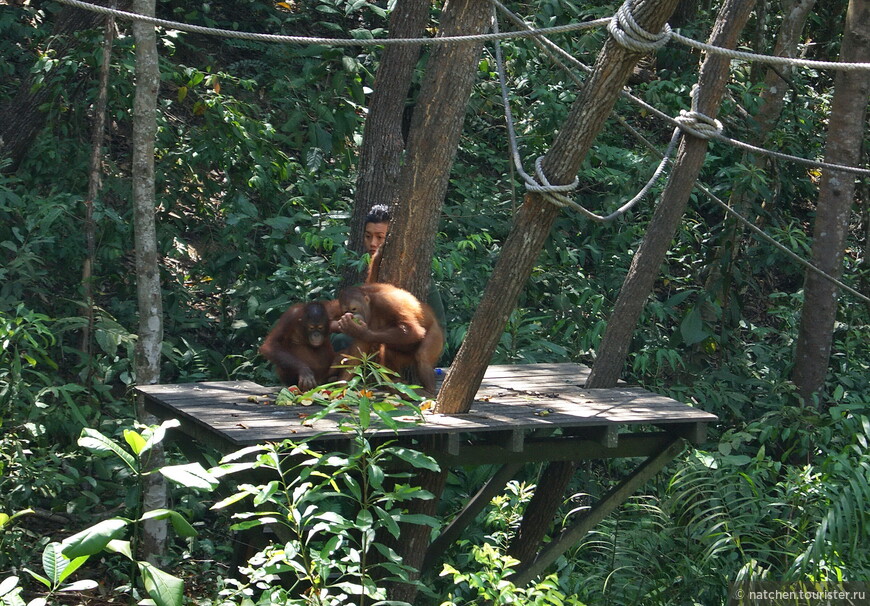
[522, 157, 580, 208]
[674, 109, 723, 140]
[607, 0, 672, 53]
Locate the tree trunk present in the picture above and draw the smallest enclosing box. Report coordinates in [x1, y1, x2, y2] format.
[377, 0, 492, 300]
[82, 14, 116, 367]
[131, 0, 167, 561]
[792, 0, 870, 404]
[437, 0, 681, 414]
[586, 0, 756, 389]
[0, 0, 127, 173]
[339, 0, 429, 291]
[706, 0, 817, 313]
[372, 2, 491, 601]
[507, 460, 576, 563]
[385, 454, 449, 603]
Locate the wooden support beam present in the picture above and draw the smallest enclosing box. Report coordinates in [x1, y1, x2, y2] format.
[657, 421, 708, 445]
[434, 433, 673, 467]
[422, 462, 524, 571]
[569, 425, 619, 449]
[511, 437, 685, 586]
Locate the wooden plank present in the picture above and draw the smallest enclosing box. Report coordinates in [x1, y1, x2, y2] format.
[136, 363, 717, 451]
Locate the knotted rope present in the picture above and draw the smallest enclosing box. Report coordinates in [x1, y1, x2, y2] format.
[606, 0, 673, 53]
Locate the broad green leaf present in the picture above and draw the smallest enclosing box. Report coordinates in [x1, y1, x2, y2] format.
[373, 505, 401, 539]
[105, 539, 133, 560]
[220, 444, 268, 463]
[123, 429, 147, 456]
[137, 561, 184, 606]
[21, 568, 51, 589]
[61, 518, 129, 558]
[60, 580, 99, 592]
[0, 576, 20, 597]
[319, 535, 342, 561]
[254, 480, 279, 506]
[358, 395, 371, 429]
[42, 543, 90, 587]
[384, 447, 440, 472]
[396, 513, 440, 528]
[208, 461, 258, 478]
[211, 491, 253, 510]
[77, 428, 137, 472]
[140, 419, 180, 454]
[159, 463, 218, 491]
[367, 463, 385, 490]
[139, 510, 197, 538]
[679, 306, 708, 346]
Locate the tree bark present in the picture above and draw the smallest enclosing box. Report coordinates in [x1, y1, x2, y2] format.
[586, 0, 756, 389]
[377, 0, 493, 301]
[706, 0, 817, 312]
[82, 13, 116, 366]
[792, 0, 870, 404]
[437, 0, 681, 414]
[131, 0, 167, 560]
[339, 0, 430, 291]
[372, 2, 491, 601]
[0, 0, 128, 173]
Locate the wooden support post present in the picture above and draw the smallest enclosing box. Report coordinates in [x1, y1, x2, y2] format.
[511, 437, 685, 586]
[422, 462, 524, 571]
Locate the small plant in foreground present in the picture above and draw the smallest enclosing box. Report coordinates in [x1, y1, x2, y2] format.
[214, 358, 441, 605]
[440, 543, 586, 606]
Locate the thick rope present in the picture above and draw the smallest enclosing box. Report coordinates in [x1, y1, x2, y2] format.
[672, 31, 870, 72]
[607, 0, 672, 53]
[54, 0, 607, 46]
[58, 0, 868, 302]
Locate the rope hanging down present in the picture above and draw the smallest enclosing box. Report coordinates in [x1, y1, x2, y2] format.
[494, 3, 687, 222]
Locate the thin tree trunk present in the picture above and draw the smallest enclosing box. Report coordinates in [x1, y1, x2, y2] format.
[437, 0, 681, 414]
[706, 0, 817, 314]
[339, 0, 429, 291]
[377, 0, 492, 301]
[82, 12, 116, 366]
[586, 0, 756, 389]
[792, 0, 870, 404]
[131, 0, 167, 561]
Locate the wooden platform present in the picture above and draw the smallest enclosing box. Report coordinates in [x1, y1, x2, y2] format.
[137, 362, 718, 581]
[137, 363, 716, 465]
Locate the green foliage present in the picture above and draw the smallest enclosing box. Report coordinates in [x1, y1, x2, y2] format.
[1, 1, 869, 604]
[440, 543, 586, 606]
[58, 421, 207, 606]
[212, 362, 440, 605]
